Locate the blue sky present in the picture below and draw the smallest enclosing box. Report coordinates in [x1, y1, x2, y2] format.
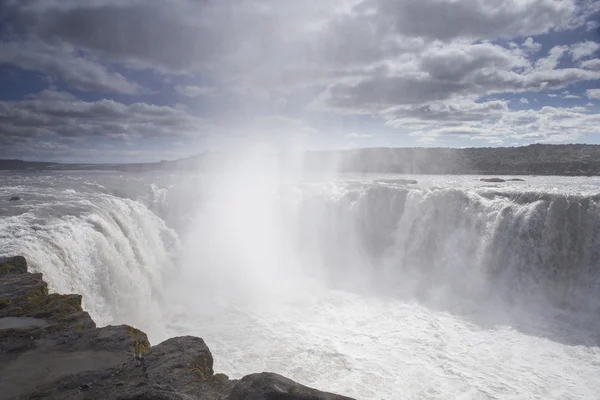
[0, 0, 599, 162]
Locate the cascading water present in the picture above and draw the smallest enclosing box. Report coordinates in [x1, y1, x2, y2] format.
[1, 171, 599, 399]
[0, 173, 180, 338]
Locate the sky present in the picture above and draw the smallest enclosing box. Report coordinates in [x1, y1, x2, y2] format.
[0, 0, 600, 163]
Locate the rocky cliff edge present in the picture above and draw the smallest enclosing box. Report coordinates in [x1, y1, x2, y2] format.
[0, 256, 354, 400]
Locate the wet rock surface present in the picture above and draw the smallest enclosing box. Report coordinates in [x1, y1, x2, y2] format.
[480, 177, 506, 183]
[228, 373, 355, 400]
[0, 257, 353, 400]
[376, 179, 418, 185]
[0, 256, 28, 274]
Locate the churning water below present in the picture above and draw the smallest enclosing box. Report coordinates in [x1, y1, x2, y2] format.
[1, 171, 599, 399]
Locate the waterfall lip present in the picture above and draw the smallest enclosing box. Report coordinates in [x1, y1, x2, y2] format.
[1, 171, 599, 347]
[2, 171, 600, 399]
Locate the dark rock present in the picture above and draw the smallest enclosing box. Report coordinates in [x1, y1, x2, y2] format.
[9, 196, 21, 201]
[0, 255, 28, 274]
[22, 335, 232, 400]
[480, 178, 506, 183]
[0, 255, 355, 400]
[0, 317, 48, 330]
[377, 179, 418, 185]
[0, 256, 95, 334]
[227, 372, 354, 400]
[506, 178, 525, 181]
[144, 336, 214, 382]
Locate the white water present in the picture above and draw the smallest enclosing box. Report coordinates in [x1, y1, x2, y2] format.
[1, 171, 599, 399]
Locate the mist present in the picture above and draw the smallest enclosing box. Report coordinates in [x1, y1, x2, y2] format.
[119, 155, 592, 398]
[2, 155, 600, 397]
[2, 0, 600, 398]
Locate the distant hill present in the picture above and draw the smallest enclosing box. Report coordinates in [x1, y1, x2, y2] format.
[2, 144, 600, 176]
[309, 144, 600, 176]
[0, 159, 62, 170]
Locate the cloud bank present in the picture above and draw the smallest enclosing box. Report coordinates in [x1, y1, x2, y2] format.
[0, 0, 599, 160]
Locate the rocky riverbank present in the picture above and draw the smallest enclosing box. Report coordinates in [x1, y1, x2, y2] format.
[0, 256, 353, 400]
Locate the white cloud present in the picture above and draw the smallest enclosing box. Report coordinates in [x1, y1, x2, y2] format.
[0, 41, 144, 94]
[311, 42, 600, 114]
[587, 20, 600, 31]
[581, 58, 600, 70]
[175, 85, 218, 98]
[519, 98, 529, 104]
[535, 45, 568, 70]
[382, 99, 600, 144]
[0, 89, 206, 142]
[570, 41, 600, 61]
[563, 94, 581, 99]
[1, 1, 596, 102]
[368, 0, 578, 41]
[1, 0, 590, 83]
[522, 37, 542, 53]
[0, 0, 599, 154]
[586, 89, 600, 99]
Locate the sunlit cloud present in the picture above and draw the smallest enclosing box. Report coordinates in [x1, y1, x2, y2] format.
[0, 0, 599, 161]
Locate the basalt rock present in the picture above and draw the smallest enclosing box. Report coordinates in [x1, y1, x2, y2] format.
[0, 256, 353, 400]
[9, 196, 21, 201]
[480, 177, 506, 183]
[0, 256, 28, 274]
[228, 373, 355, 400]
[376, 179, 418, 185]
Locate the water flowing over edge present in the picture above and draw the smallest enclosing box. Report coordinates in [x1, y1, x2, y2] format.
[1, 172, 600, 398]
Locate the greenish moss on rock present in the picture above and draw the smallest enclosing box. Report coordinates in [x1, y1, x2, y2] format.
[190, 352, 214, 381]
[0, 256, 28, 274]
[0, 298, 11, 309]
[0, 256, 354, 400]
[128, 326, 150, 357]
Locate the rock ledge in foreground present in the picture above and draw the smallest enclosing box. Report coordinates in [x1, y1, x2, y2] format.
[0, 256, 354, 400]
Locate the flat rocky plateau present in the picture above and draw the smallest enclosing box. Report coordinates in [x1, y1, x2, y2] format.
[3, 144, 600, 176]
[0, 256, 353, 400]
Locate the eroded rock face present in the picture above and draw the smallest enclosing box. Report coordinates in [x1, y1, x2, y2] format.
[0, 256, 354, 400]
[26, 336, 228, 400]
[0, 256, 28, 274]
[228, 373, 355, 400]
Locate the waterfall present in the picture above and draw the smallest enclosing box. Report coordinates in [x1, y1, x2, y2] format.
[0, 184, 179, 334]
[2, 173, 599, 330]
[3, 172, 599, 398]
